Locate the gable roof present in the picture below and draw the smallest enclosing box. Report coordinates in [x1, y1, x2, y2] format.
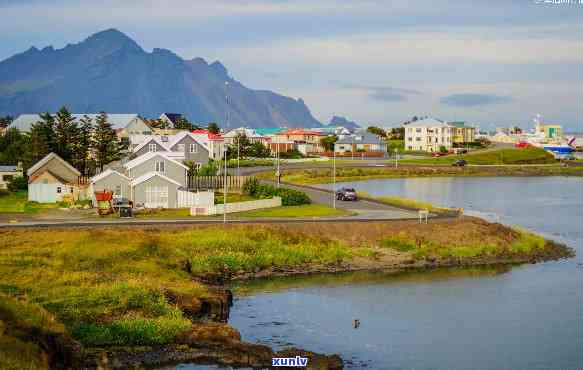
[405, 117, 451, 128]
[26, 152, 81, 177]
[124, 152, 189, 171]
[131, 172, 182, 187]
[167, 131, 208, 150]
[336, 131, 385, 145]
[9, 113, 143, 132]
[161, 113, 183, 125]
[132, 136, 170, 153]
[90, 169, 131, 184]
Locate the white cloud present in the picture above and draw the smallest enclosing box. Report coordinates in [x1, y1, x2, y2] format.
[220, 29, 583, 67]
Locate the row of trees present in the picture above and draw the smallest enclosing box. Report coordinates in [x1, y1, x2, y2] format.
[0, 107, 124, 176]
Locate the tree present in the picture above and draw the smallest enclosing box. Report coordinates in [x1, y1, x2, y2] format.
[0, 115, 13, 128]
[249, 141, 271, 158]
[367, 126, 386, 138]
[197, 160, 219, 176]
[32, 112, 57, 153]
[73, 115, 95, 176]
[93, 112, 124, 171]
[0, 128, 31, 168]
[387, 127, 404, 140]
[207, 122, 220, 134]
[175, 117, 198, 130]
[54, 106, 78, 162]
[320, 135, 338, 152]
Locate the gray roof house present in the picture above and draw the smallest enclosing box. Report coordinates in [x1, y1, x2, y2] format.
[90, 152, 191, 208]
[132, 131, 210, 166]
[335, 131, 387, 153]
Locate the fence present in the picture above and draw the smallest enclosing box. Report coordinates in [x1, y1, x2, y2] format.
[187, 175, 249, 191]
[317, 151, 386, 158]
[177, 189, 214, 208]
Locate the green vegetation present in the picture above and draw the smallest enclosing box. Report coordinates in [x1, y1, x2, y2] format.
[235, 204, 351, 218]
[0, 226, 370, 349]
[227, 158, 275, 168]
[381, 229, 548, 260]
[242, 178, 311, 206]
[214, 192, 256, 204]
[357, 192, 453, 214]
[0, 191, 62, 214]
[401, 147, 556, 165]
[0, 292, 67, 370]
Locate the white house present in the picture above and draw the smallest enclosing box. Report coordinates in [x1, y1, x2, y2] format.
[404, 117, 454, 152]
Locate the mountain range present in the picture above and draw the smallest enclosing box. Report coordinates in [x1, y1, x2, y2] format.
[0, 29, 322, 129]
[328, 115, 361, 130]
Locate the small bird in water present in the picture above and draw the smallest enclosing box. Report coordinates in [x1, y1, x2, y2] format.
[353, 319, 360, 329]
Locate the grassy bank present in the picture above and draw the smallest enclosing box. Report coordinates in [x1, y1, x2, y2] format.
[0, 221, 572, 368]
[401, 147, 556, 165]
[357, 192, 453, 214]
[273, 164, 583, 185]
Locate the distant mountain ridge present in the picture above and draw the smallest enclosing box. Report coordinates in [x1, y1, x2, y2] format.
[328, 115, 361, 129]
[0, 29, 322, 129]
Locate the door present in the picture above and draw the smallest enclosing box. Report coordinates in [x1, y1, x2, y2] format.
[29, 183, 57, 203]
[144, 186, 168, 208]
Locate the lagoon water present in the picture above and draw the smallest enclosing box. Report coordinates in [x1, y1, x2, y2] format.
[173, 177, 583, 370]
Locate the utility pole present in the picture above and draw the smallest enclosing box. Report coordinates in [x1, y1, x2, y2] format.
[333, 143, 336, 209]
[395, 148, 399, 168]
[223, 81, 229, 224]
[276, 135, 281, 188]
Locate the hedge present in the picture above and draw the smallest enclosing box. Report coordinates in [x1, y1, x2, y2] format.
[242, 178, 311, 206]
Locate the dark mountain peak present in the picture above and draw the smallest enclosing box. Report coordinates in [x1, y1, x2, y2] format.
[329, 115, 360, 129]
[41, 46, 54, 52]
[210, 61, 228, 79]
[26, 46, 39, 53]
[0, 29, 323, 129]
[83, 28, 142, 52]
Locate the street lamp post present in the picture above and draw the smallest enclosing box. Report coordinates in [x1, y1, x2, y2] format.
[333, 143, 336, 209]
[223, 81, 229, 224]
[394, 148, 399, 168]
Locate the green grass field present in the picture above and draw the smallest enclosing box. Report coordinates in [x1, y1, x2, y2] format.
[234, 204, 351, 218]
[401, 147, 556, 165]
[0, 191, 62, 214]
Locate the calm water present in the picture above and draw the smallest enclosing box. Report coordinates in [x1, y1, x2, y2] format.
[172, 177, 583, 370]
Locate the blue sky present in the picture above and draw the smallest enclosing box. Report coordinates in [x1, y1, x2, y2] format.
[2, 0, 583, 130]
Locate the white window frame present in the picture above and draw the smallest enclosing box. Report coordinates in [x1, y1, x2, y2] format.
[189, 143, 198, 153]
[149, 143, 157, 152]
[155, 160, 165, 173]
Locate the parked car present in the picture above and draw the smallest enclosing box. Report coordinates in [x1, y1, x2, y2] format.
[336, 187, 357, 201]
[452, 159, 467, 167]
[432, 152, 447, 157]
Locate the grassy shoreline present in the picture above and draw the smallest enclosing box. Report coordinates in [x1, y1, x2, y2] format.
[0, 221, 574, 369]
[267, 165, 583, 185]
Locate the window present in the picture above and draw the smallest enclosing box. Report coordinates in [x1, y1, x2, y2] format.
[177, 144, 185, 152]
[149, 143, 157, 152]
[70, 187, 74, 193]
[416, 128, 422, 133]
[42, 179, 48, 184]
[2, 175, 13, 182]
[408, 137, 412, 142]
[115, 185, 122, 195]
[57, 187, 62, 194]
[155, 161, 165, 173]
[195, 162, 202, 171]
[189, 143, 198, 153]
[416, 137, 421, 141]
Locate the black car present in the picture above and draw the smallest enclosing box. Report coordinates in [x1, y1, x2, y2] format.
[452, 159, 467, 167]
[336, 187, 357, 201]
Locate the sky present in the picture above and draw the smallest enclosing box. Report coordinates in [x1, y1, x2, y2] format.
[1, 0, 583, 131]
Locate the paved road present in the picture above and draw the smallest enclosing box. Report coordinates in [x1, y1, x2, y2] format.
[269, 180, 418, 220]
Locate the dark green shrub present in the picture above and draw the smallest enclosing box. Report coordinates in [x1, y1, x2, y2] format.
[242, 178, 310, 206]
[7, 176, 27, 192]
